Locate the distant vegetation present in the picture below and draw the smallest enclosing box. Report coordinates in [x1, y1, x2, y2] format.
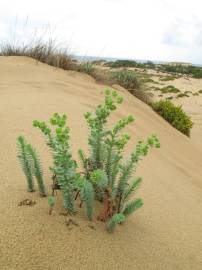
[111, 70, 140, 89]
[104, 59, 202, 79]
[158, 64, 202, 78]
[76, 61, 95, 74]
[159, 76, 177, 81]
[17, 90, 160, 232]
[105, 59, 155, 69]
[152, 100, 193, 136]
[160, 85, 180, 94]
[176, 93, 189, 98]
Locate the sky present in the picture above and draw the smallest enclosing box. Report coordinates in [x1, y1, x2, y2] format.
[0, 0, 202, 64]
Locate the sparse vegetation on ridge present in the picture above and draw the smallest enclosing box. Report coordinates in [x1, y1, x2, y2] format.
[0, 41, 153, 105]
[17, 89, 160, 232]
[0, 40, 74, 70]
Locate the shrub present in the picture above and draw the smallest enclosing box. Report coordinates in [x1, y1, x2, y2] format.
[157, 64, 202, 78]
[76, 62, 95, 75]
[152, 100, 193, 136]
[160, 85, 180, 94]
[17, 90, 160, 232]
[159, 76, 176, 81]
[192, 68, 202, 78]
[105, 59, 137, 68]
[111, 71, 140, 90]
[176, 93, 189, 98]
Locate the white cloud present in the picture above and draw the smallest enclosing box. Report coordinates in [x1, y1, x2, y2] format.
[0, 0, 202, 63]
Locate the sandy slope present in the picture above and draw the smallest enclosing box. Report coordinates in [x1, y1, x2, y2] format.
[146, 74, 202, 149]
[0, 56, 202, 270]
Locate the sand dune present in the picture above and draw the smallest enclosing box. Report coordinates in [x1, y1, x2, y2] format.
[0, 56, 202, 270]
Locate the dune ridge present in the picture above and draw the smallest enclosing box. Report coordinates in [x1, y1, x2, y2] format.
[0, 56, 202, 270]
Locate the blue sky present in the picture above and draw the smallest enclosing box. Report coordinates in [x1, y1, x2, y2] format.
[1, 0, 202, 64]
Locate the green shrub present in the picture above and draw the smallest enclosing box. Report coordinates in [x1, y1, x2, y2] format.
[192, 68, 202, 78]
[160, 85, 180, 94]
[76, 62, 95, 75]
[105, 59, 137, 68]
[17, 89, 160, 232]
[152, 100, 193, 136]
[111, 71, 140, 90]
[159, 76, 176, 81]
[198, 90, 202, 94]
[157, 64, 202, 78]
[176, 93, 189, 98]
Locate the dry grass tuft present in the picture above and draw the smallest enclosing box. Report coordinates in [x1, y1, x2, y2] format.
[0, 40, 74, 70]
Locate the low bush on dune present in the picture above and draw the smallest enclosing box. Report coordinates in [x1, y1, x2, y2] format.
[76, 61, 95, 75]
[176, 93, 189, 98]
[105, 59, 155, 69]
[111, 71, 152, 103]
[160, 85, 180, 94]
[152, 100, 193, 136]
[111, 70, 140, 90]
[105, 59, 138, 68]
[17, 89, 160, 232]
[159, 76, 177, 81]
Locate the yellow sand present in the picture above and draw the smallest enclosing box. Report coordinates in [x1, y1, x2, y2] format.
[0, 56, 202, 270]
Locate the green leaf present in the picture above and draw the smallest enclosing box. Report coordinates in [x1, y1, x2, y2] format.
[48, 196, 55, 207]
[106, 213, 126, 233]
[122, 198, 143, 217]
[80, 180, 94, 221]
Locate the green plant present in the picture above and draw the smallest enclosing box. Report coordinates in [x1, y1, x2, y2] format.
[160, 85, 180, 94]
[159, 76, 176, 81]
[152, 100, 193, 136]
[26, 144, 46, 196]
[17, 136, 34, 192]
[105, 60, 138, 68]
[76, 62, 95, 75]
[17, 136, 47, 195]
[176, 93, 189, 98]
[80, 89, 160, 231]
[33, 113, 94, 218]
[18, 89, 160, 232]
[111, 71, 140, 90]
[198, 90, 202, 94]
[48, 196, 56, 215]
